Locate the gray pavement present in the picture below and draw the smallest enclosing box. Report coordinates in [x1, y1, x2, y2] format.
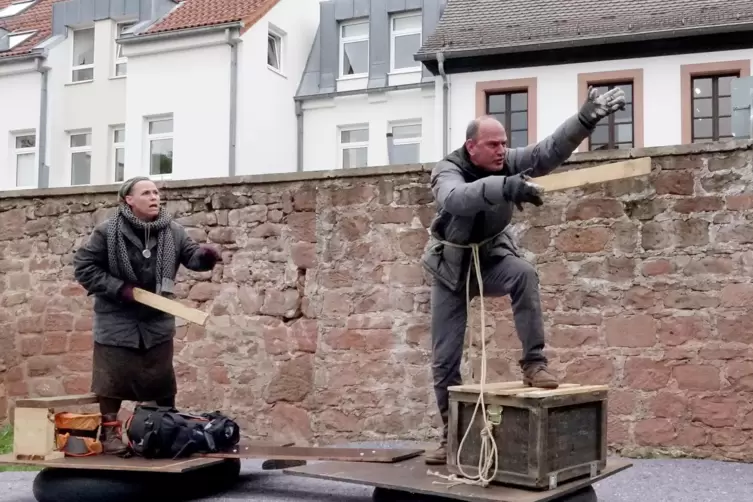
[1, 441, 752, 501]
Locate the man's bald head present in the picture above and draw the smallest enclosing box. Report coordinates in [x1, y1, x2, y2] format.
[464, 115, 507, 171]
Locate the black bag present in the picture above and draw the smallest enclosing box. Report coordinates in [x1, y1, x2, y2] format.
[125, 405, 241, 459]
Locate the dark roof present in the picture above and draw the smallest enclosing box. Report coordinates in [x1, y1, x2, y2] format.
[416, 0, 753, 61]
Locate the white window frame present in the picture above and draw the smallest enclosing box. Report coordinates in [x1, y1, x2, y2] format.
[7, 30, 35, 50]
[0, 0, 35, 19]
[11, 130, 37, 189]
[267, 24, 285, 75]
[390, 12, 422, 73]
[71, 27, 95, 83]
[113, 22, 135, 77]
[339, 19, 369, 79]
[389, 120, 422, 164]
[337, 125, 369, 169]
[112, 125, 125, 183]
[68, 130, 92, 186]
[146, 115, 174, 179]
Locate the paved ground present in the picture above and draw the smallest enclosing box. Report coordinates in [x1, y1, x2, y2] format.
[1, 441, 752, 501]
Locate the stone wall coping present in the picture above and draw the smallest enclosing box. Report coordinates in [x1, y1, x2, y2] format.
[2, 140, 751, 201]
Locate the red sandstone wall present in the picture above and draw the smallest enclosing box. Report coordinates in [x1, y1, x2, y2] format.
[0, 142, 751, 461]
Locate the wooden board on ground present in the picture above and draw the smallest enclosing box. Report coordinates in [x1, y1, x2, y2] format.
[201, 442, 424, 463]
[132, 287, 209, 326]
[535, 157, 651, 193]
[0, 453, 224, 473]
[284, 453, 633, 502]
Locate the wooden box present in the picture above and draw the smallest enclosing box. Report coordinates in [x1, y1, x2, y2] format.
[12, 394, 100, 461]
[447, 381, 608, 490]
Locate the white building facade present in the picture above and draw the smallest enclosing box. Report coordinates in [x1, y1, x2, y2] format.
[0, 0, 320, 191]
[295, 0, 446, 172]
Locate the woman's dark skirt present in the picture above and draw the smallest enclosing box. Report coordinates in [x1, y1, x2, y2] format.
[91, 339, 177, 402]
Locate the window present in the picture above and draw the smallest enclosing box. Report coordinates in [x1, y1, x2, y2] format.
[587, 83, 634, 150]
[8, 30, 35, 49]
[72, 27, 94, 82]
[338, 126, 368, 169]
[113, 127, 125, 182]
[69, 131, 91, 185]
[12, 132, 36, 188]
[0, 1, 34, 19]
[486, 91, 529, 149]
[114, 22, 134, 77]
[147, 117, 173, 176]
[389, 122, 421, 164]
[267, 30, 282, 72]
[339, 20, 369, 78]
[390, 12, 421, 72]
[691, 75, 736, 142]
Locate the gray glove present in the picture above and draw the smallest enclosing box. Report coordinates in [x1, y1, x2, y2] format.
[578, 86, 626, 128]
[502, 169, 544, 211]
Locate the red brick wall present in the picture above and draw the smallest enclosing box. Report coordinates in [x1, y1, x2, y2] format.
[0, 142, 751, 460]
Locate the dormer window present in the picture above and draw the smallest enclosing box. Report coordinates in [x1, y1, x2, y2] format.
[8, 30, 34, 49]
[0, 0, 35, 19]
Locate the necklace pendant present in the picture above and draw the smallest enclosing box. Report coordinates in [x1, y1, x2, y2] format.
[142, 249, 152, 259]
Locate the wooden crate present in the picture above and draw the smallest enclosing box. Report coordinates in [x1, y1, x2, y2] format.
[446, 381, 608, 490]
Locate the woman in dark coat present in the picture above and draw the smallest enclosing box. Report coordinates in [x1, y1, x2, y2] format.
[73, 176, 221, 454]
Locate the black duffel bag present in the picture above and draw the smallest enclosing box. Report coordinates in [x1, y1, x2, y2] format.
[124, 405, 240, 459]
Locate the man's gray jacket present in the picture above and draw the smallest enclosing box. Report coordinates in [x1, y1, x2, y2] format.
[422, 112, 594, 292]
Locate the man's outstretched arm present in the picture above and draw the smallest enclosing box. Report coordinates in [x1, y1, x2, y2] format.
[505, 87, 626, 178]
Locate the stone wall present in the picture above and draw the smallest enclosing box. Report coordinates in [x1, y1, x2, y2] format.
[0, 141, 752, 461]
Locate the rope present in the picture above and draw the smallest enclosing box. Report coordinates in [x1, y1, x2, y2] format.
[427, 233, 503, 488]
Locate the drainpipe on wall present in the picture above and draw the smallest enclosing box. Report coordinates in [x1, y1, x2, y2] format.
[436, 51, 449, 156]
[386, 132, 395, 164]
[227, 29, 240, 177]
[295, 100, 303, 171]
[36, 58, 50, 188]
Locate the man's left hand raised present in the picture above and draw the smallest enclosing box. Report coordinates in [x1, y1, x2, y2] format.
[578, 86, 626, 127]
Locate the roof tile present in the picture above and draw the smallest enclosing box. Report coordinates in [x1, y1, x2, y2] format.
[0, 0, 59, 60]
[418, 0, 753, 57]
[146, 0, 280, 35]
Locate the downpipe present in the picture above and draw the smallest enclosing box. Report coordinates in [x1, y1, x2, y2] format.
[437, 51, 449, 156]
[227, 29, 240, 177]
[36, 58, 50, 188]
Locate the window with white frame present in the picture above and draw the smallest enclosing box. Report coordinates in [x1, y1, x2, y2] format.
[390, 12, 421, 72]
[267, 29, 282, 72]
[12, 132, 36, 188]
[0, 0, 34, 19]
[339, 20, 369, 78]
[389, 122, 422, 164]
[338, 126, 368, 169]
[147, 116, 173, 176]
[8, 30, 35, 50]
[113, 126, 125, 182]
[71, 27, 94, 82]
[114, 22, 134, 77]
[69, 131, 91, 185]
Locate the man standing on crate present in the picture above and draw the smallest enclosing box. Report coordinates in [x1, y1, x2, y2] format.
[421, 86, 626, 465]
[73, 176, 222, 455]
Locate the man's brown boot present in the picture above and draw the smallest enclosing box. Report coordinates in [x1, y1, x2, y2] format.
[100, 413, 128, 455]
[523, 363, 559, 389]
[424, 440, 447, 465]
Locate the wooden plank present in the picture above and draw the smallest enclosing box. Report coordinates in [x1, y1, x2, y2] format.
[15, 393, 99, 408]
[515, 385, 609, 399]
[284, 454, 633, 502]
[132, 288, 209, 326]
[449, 383, 581, 395]
[0, 453, 224, 473]
[534, 157, 652, 193]
[13, 408, 56, 459]
[201, 443, 424, 463]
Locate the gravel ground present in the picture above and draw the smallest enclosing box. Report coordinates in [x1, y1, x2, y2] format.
[1, 441, 752, 502]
